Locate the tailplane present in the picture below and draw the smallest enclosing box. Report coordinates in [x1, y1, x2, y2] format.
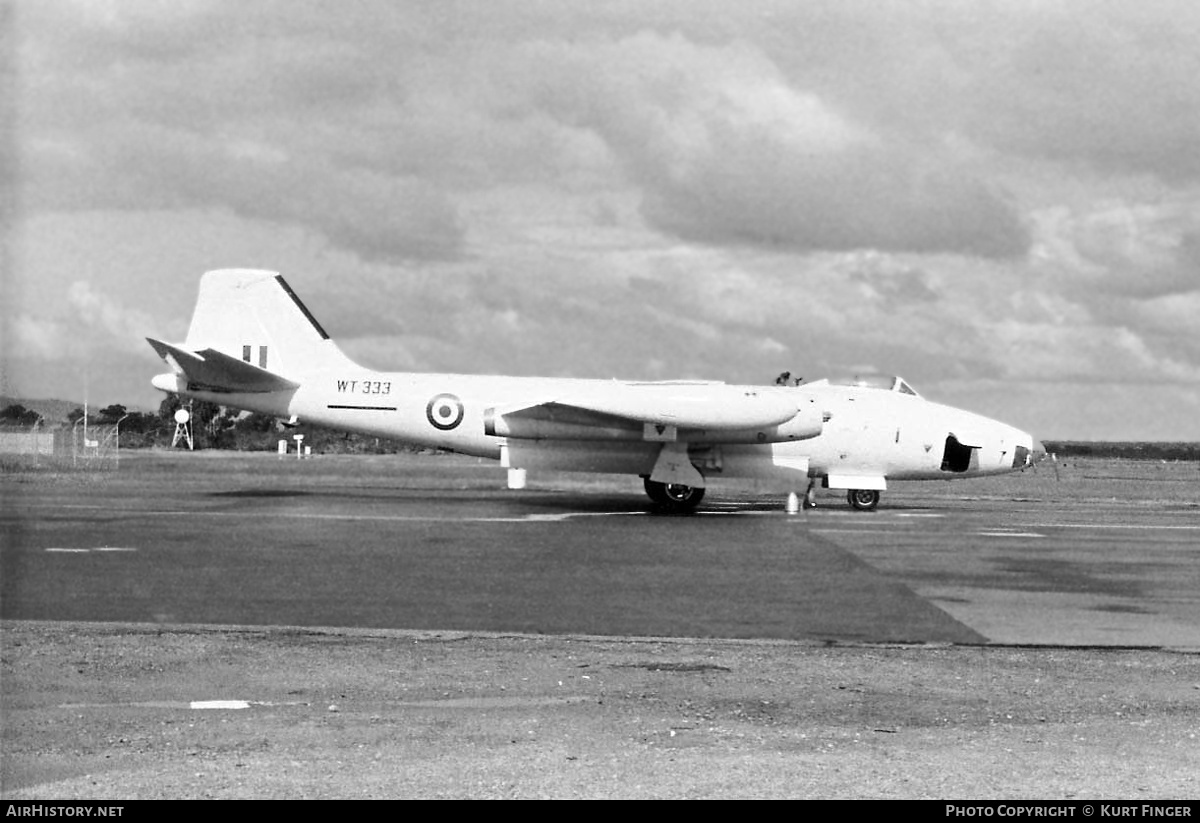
[147, 338, 301, 394]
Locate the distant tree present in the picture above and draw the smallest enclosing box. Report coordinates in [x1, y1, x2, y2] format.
[156, 394, 182, 423]
[0, 404, 43, 426]
[66, 407, 86, 424]
[97, 404, 128, 422]
[119, 411, 161, 434]
[236, 412, 278, 433]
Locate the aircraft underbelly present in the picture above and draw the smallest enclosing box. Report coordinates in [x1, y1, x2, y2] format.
[503, 440, 658, 475]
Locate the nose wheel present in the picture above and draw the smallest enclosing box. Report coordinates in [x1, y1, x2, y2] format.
[847, 489, 880, 511]
[644, 478, 706, 513]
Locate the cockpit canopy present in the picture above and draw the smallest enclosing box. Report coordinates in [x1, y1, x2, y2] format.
[807, 374, 921, 397]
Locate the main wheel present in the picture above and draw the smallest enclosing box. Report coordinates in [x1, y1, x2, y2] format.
[847, 489, 880, 511]
[644, 477, 706, 513]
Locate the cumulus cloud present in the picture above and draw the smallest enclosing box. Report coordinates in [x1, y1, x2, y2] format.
[512, 32, 1029, 258]
[5, 281, 154, 362]
[9, 313, 67, 361]
[24, 2, 1198, 265]
[946, 1, 1200, 183]
[1025, 199, 1200, 312]
[840, 254, 939, 304]
[23, 123, 465, 264]
[66, 281, 160, 355]
[17, 3, 466, 263]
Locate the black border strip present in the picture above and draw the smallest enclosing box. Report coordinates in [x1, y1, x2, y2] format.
[275, 274, 331, 340]
[327, 404, 398, 411]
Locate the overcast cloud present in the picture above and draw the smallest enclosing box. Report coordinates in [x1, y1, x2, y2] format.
[4, 0, 1199, 439]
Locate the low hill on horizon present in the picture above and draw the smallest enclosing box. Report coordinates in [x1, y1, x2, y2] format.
[0, 397, 86, 426]
[1042, 440, 1200, 461]
[0, 397, 162, 425]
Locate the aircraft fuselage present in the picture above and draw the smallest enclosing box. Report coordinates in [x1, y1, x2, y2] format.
[153, 367, 1037, 490]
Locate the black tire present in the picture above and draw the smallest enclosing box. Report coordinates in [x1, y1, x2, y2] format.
[643, 477, 706, 513]
[847, 489, 880, 511]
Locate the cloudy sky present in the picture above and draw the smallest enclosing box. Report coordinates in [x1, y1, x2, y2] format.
[3, 0, 1199, 440]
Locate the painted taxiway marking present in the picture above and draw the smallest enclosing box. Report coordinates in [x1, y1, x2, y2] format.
[454, 512, 650, 522]
[60, 700, 310, 710]
[61, 696, 587, 711]
[1025, 522, 1200, 531]
[44, 547, 138, 553]
[191, 700, 251, 710]
[808, 525, 1048, 539]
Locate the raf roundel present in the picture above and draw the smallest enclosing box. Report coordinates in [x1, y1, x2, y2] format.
[426, 393, 465, 431]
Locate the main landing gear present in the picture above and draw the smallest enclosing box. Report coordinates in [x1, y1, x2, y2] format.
[643, 477, 706, 513]
[847, 489, 880, 511]
[641, 476, 880, 513]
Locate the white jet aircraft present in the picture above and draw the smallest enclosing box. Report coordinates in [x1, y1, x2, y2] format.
[149, 270, 1046, 512]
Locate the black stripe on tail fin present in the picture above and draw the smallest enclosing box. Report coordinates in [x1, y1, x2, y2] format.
[275, 275, 330, 340]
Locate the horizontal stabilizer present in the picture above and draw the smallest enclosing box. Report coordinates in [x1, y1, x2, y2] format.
[147, 338, 300, 394]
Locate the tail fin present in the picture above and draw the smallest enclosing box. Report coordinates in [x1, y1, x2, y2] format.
[178, 269, 355, 379]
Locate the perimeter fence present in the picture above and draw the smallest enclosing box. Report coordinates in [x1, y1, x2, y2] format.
[0, 423, 125, 471]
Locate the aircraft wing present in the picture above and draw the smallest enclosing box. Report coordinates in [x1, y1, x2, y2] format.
[562, 382, 799, 430]
[486, 382, 800, 441]
[147, 338, 300, 394]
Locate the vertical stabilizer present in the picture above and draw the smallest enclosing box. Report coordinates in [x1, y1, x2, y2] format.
[183, 269, 355, 378]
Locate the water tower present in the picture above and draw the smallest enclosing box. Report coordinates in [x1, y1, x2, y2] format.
[171, 408, 194, 450]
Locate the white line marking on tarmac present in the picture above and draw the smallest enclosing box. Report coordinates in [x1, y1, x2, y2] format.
[1026, 522, 1200, 531]
[60, 700, 311, 710]
[978, 531, 1044, 538]
[478, 512, 650, 522]
[62, 696, 582, 711]
[191, 700, 251, 710]
[44, 547, 138, 553]
[803, 522, 905, 529]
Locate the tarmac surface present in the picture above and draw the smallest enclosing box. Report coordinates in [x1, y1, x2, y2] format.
[2, 451, 1198, 648]
[2, 451, 1198, 798]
